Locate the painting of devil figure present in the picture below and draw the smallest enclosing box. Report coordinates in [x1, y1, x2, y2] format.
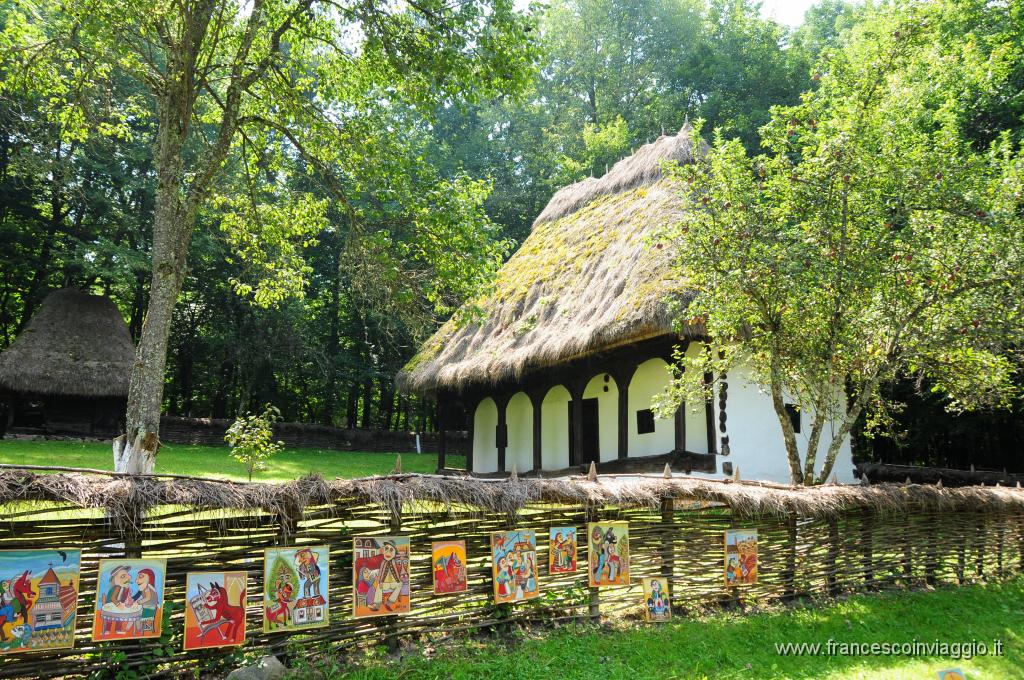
[588, 522, 630, 587]
[0, 549, 81, 654]
[263, 546, 330, 632]
[432, 540, 468, 594]
[184, 571, 247, 650]
[353, 536, 411, 617]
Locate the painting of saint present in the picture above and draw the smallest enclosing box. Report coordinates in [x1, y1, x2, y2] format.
[724, 529, 758, 586]
[0, 549, 81, 654]
[92, 558, 166, 641]
[548, 527, 577, 574]
[431, 541, 468, 594]
[184, 571, 247, 650]
[642, 577, 671, 622]
[491, 530, 539, 603]
[263, 546, 329, 632]
[353, 537, 411, 618]
[587, 522, 630, 587]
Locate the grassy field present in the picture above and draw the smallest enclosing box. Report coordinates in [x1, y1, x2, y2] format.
[292, 579, 1024, 680]
[0, 439, 462, 481]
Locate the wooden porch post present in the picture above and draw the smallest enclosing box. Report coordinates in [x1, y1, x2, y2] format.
[615, 366, 635, 460]
[570, 380, 585, 468]
[529, 389, 544, 472]
[465, 395, 478, 473]
[496, 393, 510, 473]
[436, 394, 447, 472]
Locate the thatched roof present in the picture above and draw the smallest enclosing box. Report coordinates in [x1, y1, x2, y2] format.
[2, 468, 1023, 521]
[398, 125, 704, 395]
[0, 289, 134, 398]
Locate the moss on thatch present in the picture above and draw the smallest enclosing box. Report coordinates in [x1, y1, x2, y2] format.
[1, 468, 1022, 521]
[0, 289, 135, 398]
[398, 126, 703, 395]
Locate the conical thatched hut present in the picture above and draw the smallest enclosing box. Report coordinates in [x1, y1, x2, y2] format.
[0, 289, 134, 437]
[399, 126, 855, 483]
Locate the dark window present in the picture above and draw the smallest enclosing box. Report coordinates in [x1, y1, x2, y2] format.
[636, 409, 656, 434]
[785, 403, 801, 434]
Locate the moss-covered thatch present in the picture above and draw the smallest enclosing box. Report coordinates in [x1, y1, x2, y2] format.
[399, 125, 703, 395]
[0, 289, 134, 398]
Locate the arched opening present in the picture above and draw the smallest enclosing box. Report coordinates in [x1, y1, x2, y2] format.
[506, 392, 533, 474]
[582, 373, 619, 462]
[472, 397, 499, 473]
[540, 385, 571, 470]
[628, 358, 675, 458]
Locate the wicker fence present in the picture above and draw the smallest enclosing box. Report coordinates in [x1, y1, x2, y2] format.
[0, 468, 1022, 679]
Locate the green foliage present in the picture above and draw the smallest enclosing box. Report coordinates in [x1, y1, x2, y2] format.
[225, 405, 285, 481]
[658, 1, 1024, 484]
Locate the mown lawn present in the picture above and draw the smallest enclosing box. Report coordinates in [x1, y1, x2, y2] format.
[0, 439, 462, 481]
[292, 579, 1024, 680]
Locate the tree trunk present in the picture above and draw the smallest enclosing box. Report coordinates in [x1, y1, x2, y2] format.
[114, 89, 194, 473]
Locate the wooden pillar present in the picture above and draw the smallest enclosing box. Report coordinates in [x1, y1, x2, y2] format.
[703, 370, 716, 454]
[783, 514, 798, 599]
[465, 396, 477, 473]
[530, 390, 543, 473]
[617, 373, 631, 460]
[496, 394, 509, 473]
[437, 394, 447, 472]
[570, 381, 585, 468]
[674, 404, 685, 452]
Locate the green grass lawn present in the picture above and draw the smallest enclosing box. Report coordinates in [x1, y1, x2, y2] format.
[0, 439, 463, 481]
[292, 579, 1024, 680]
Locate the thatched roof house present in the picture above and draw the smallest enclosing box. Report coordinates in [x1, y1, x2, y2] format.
[400, 126, 855, 484]
[0, 289, 134, 436]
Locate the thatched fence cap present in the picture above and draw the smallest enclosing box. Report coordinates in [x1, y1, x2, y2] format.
[0, 289, 134, 398]
[398, 125, 706, 395]
[3, 469, 1023, 522]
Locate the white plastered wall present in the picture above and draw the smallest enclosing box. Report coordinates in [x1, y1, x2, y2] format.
[541, 385, 571, 470]
[506, 392, 534, 474]
[583, 373, 619, 462]
[627, 358, 675, 458]
[710, 359, 857, 484]
[472, 397, 498, 473]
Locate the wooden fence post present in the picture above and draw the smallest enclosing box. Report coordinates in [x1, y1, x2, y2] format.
[902, 514, 913, 585]
[996, 519, 1005, 577]
[825, 516, 839, 597]
[783, 514, 797, 600]
[925, 514, 939, 586]
[956, 520, 967, 584]
[383, 505, 402, 653]
[975, 514, 986, 579]
[860, 509, 874, 589]
[660, 498, 675, 610]
[586, 506, 600, 623]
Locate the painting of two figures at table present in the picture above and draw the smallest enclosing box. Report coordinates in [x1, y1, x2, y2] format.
[92, 558, 166, 641]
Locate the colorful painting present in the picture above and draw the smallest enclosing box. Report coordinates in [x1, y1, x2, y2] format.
[353, 537, 411, 618]
[491, 530, 539, 603]
[937, 670, 966, 680]
[92, 558, 166, 641]
[548, 527, 577, 574]
[184, 571, 247, 650]
[588, 522, 630, 587]
[263, 546, 329, 632]
[642, 577, 671, 622]
[431, 541, 467, 594]
[725, 529, 758, 586]
[0, 549, 81, 654]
